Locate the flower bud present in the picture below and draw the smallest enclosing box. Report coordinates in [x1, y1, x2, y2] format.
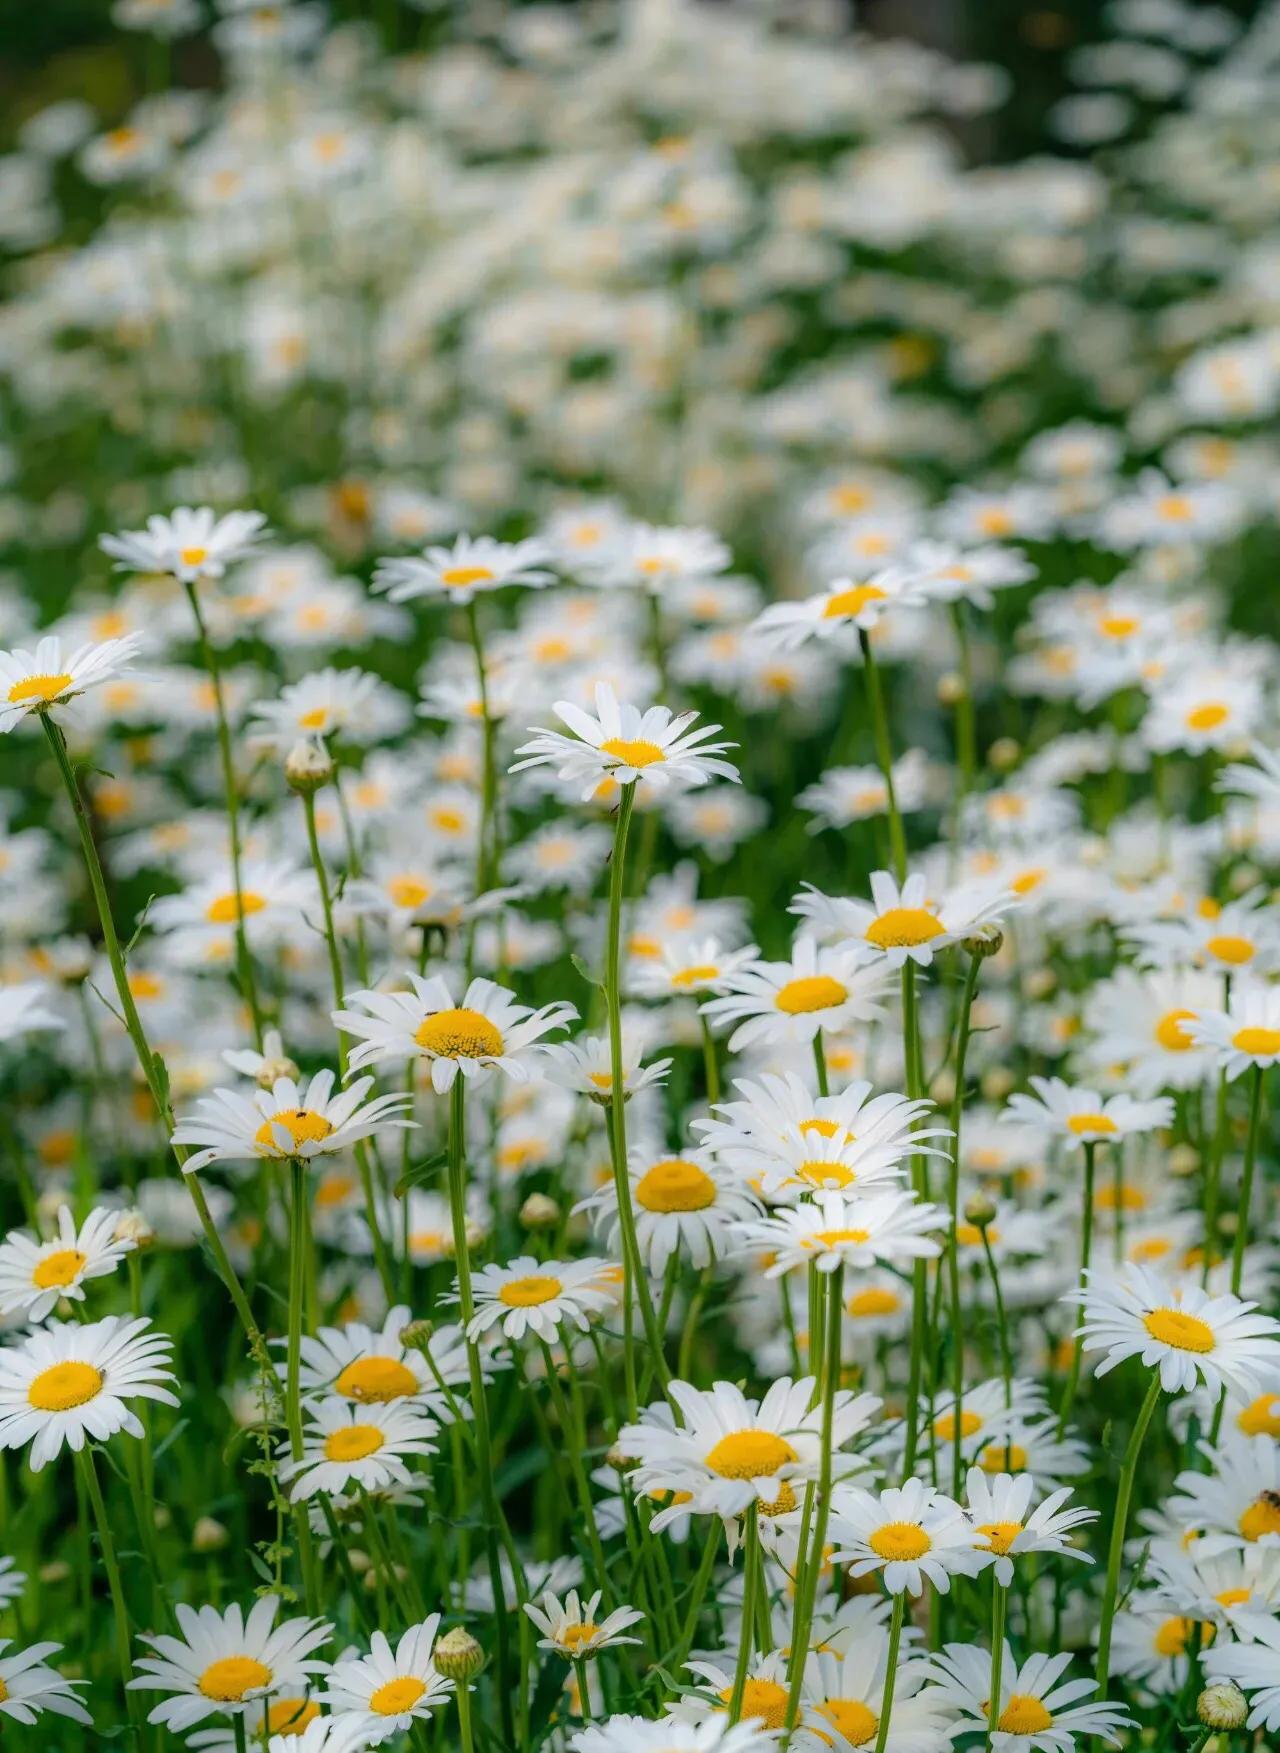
[284, 738, 334, 795]
[1197, 1683, 1247, 1730]
[963, 1192, 998, 1229]
[192, 1516, 229, 1553]
[39, 1560, 71, 1586]
[961, 924, 1004, 959]
[399, 1320, 434, 1352]
[1169, 1142, 1200, 1177]
[256, 1054, 301, 1089]
[981, 1067, 1015, 1101]
[434, 1626, 485, 1680]
[114, 1208, 155, 1249]
[520, 1193, 560, 1231]
[937, 671, 965, 705]
[988, 736, 1020, 772]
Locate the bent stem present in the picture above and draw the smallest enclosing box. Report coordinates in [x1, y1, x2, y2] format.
[1094, 1370, 1162, 1696]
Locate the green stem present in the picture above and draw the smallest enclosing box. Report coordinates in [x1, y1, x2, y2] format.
[901, 964, 929, 1476]
[1095, 1371, 1162, 1696]
[1057, 1141, 1097, 1436]
[77, 1445, 141, 1727]
[859, 629, 906, 880]
[985, 1576, 1007, 1751]
[727, 1502, 760, 1725]
[1231, 1063, 1264, 1295]
[871, 1594, 906, 1753]
[465, 600, 498, 896]
[946, 953, 982, 1494]
[784, 1265, 843, 1732]
[700, 1014, 721, 1106]
[286, 1159, 320, 1612]
[981, 1226, 1014, 1456]
[456, 1678, 476, 1753]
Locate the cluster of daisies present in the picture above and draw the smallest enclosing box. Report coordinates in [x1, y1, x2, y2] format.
[4, 0, 1280, 1749]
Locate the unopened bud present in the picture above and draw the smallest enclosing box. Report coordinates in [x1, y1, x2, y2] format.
[988, 737, 1020, 772]
[115, 1209, 155, 1249]
[964, 1193, 998, 1229]
[937, 671, 965, 706]
[961, 924, 1004, 959]
[1024, 968, 1056, 999]
[1169, 1143, 1200, 1177]
[256, 1054, 301, 1089]
[434, 1626, 486, 1680]
[192, 1516, 229, 1553]
[399, 1320, 433, 1352]
[39, 1560, 71, 1585]
[981, 1067, 1015, 1101]
[1197, 1683, 1247, 1730]
[285, 738, 334, 794]
[520, 1193, 560, 1231]
[604, 1446, 630, 1471]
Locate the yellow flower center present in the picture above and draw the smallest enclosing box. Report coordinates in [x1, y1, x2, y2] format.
[1217, 1587, 1252, 1608]
[439, 566, 495, 588]
[864, 907, 944, 950]
[333, 1356, 419, 1402]
[822, 584, 887, 620]
[388, 876, 432, 909]
[1240, 1493, 1280, 1541]
[1144, 1307, 1216, 1352]
[980, 1442, 1028, 1472]
[266, 1699, 321, 1737]
[757, 1480, 798, 1517]
[1153, 1616, 1213, 1656]
[670, 963, 720, 988]
[206, 890, 267, 925]
[847, 1287, 901, 1318]
[868, 1521, 931, 1561]
[1155, 1009, 1197, 1051]
[977, 1520, 1024, 1556]
[955, 1223, 1001, 1247]
[810, 1227, 871, 1247]
[599, 736, 666, 769]
[298, 707, 329, 730]
[31, 1248, 87, 1290]
[717, 1678, 788, 1729]
[498, 1274, 562, 1307]
[636, 1159, 717, 1212]
[978, 508, 1014, 536]
[1098, 614, 1139, 639]
[197, 1656, 273, 1702]
[705, 1429, 798, 1480]
[8, 673, 73, 706]
[798, 1160, 857, 1190]
[1065, 1112, 1116, 1135]
[1205, 934, 1255, 966]
[819, 1700, 879, 1746]
[1156, 494, 1193, 522]
[179, 546, 209, 566]
[1232, 1026, 1280, 1056]
[997, 1696, 1053, 1734]
[323, 1424, 385, 1462]
[1187, 703, 1229, 731]
[775, 975, 848, 1014]
[413, 1008, 504, 1059]
[28, 1361, 103, 1412]
[369, 1675, 427, 1715]
[1238, 1393, 1280, 1439]
[1096, 1184, 1146, 1213]
[253, 1109, 334, 1153]
[934, 1409, 982, 1441]
[559, 1622, 600, 1652]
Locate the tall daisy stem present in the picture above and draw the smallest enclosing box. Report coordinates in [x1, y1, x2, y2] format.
[1095, 1370, 1162, 1697]
[286, 1159, 320, 1612]
[985, 1575, 1007, 1752]
[76, 1445, 142, 1727]
[871, 1593, 906, 1753]
[900, 964, 929, 1476]
[727, 1502, 760, 1725]
[465, 600, 498, 893]
[784, 1264, 843, 1734]
[859, 629, 906, 881]
[1231, 1062, 1265, 1295]
[1057, 1141, 1098, 1436]
[945, 951, 982, 1494]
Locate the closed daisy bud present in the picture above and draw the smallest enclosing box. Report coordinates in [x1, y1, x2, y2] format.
[114, 1209, 155, 1248]
[192, 1516, 229, 1553]
[284, 737, 334, 794]
[989, 736, 1021, 770]
[398, 1319, 433, 1352]
[1198, 1683, 1247, 1730]
[961, 923, 1004, 958]
[433, 1627, 485, 1680]
[937, 671, 965, 705]
[964, 1192, 999, 1229]
[982, 1067, 1016, 1100]
[520, 1193, 560, 1231]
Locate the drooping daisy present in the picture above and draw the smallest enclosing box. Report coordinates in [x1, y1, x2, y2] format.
[512, 683, 739, 797]
[374, 535, 554, 603]
[0, 1315, 177, 1470]
[830, 1479, 985, 1596]
[523, 1589, 645, 1659]
[792, 870, 1013, 971]
[0, 633, 144, 732]
[1202, 1621, 1280, 1733]
[735, 1188, 946, 1276]
[321, 1618, 452, 1743]
[576, 1147, 762, 1275]
[964, 1469, 1097, 1587]
[750, 567, 930, 651]
[464, 1256, 615, 1344]
[629, 937, 761, 1000]
[1184, 981, 1280, 1079]
[0, 1639, 91, 1726]
[1002, 1078, 1173, 1147]
[1071, 1265, 1280, 1397]
[171, 1071, 414, 1174]
[101, 506, 268, 582]
[620, 1376, 881, 1524]
[334, 973, 576, 1092]
[280, 1397, 439, 1500]
[700, 936, 893, 1053]
[925, 1645, 1132, 1749]
[0, 1205, 135, 1321]
[798, 1632, 953, 1753]
[129, 1598, 332, 1731]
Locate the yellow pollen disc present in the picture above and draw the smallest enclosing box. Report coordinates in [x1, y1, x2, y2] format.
[798, 1160, 857, 1190]
[1095, 1183, 1146, 1213]
[599, 736, 666, 769]
[832, 485, 870, 513]
[253, 1109, 334, 1152]
[775, 975, 848, 1015]
[868, 1521, 931, 1561]
[718, 1679, 788, 1729]
[671, 964, 720, 988]
[801, 1117, 840, 1138]
[847, 1287, 901, 1318]
[1065, 1112, 1117, 1135]
[1157, 494, 1193, 522]
[266, 1699, 321, 1737]
[315, 1174, 355, 1209]
[955, 1223, 1001, 1247]
[977, 1520, 1023, 1555]
[757, 1480, 798, 1517]
[705, 1429, 798, 1480]
[636, 1159, 717, 1213]
[1011, 868, 1046, 895]
[1206, 934, 1255, 965]
[820, 1700, 879, 1746]
[1232, 1026, 1280, 1056]
[387, 876, 432, 909]
[980, 1442, 1028, 1472]
[206, 890, 267, 924]
[432, 808, 466, 833]
[8, 673, 73, 706]
[413, 1007, 504, 1059]
[32, 1249, 87, 1290]
[978, 508, 1014, 536]
[864, 907, 944, 950]
[934, 1409, 982, 1441]
[998, 1697, 1053, 1734]
[323, 1424, 385, 1462]
[1238, 1393, 1280, 1439]
[440, 566, 495, 588]
[1240, 1493, 1280, 1541]
[1217, 1587, 1252, 1608]
[1187, 702, 1229, 731]
[179, 546, 209, 566]
[298, 707, 329, 730]
[369, 1675, 427, 1715]
[1153, 1616, 1213, 1656]
[128, 971, 164, 1000]
[1155, 1009, 1197, 1051]
[811, 1227, 871, 1246]
[197, 1656, 273, 1702]
[497, 1274, 562, 1307]
[1098, 614, 1139, 638]
[822, 584, 887, 620]
[28, 1361, 103, 1412]
[334, 1356, 419, 1402]
[1144, 1307, 1216, 1352]
[559, 1622, 600, 1652]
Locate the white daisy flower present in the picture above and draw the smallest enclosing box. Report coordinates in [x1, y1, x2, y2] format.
[184, 1694, 333, 1748]
[0, 633, 144, 732]
[248, 666, 411, 754]
[0, 1315, 177, 1471]
[1185, 980, 1280, 1079]
[905, 538, 1038, 608]
[750, 567, 930, 651]
[281, 1302, 437, 1408]
[674, 1648, 797, 1733]
[1071, 1265, 1280, 1397]
[576, 1147, 762, 1275]
[734, 1188, 947, 1276]
[523, 1589, 645, 1659]
[963, 1469, 1097, 1587]
[100, 506, 268, 582]
[925, 1644, 1132, 1749]
[1121, 890, 1280, 978]
[171, 1070, 415, 1174]
[569, 1713, 778, 1753]
[129, 1597, 332, 1732]
[320, 1618, 452, 1742]
[1107, 1602, 1200, 1697]
[1080, 967, 1219, 1096]
[1146, 1542, 1280, 1643]
[792, 870, 1013, 970]
[1002, 1077, 1173, 1147]
[1202, 1622, 1280, 1733]
[464, 1256, 615, 1344]
[148, 859, 319, 949]
[584, 522, 729, 593]
[512, 682, 739, 798]
[830, 1479, 985, 1596]
[1166, 1432, 1280, 1553]
[279, 1397, 439, 1500]
[700, 936, 893, 1053]
[0, 1639, 90, 1726]
[967, 1419, 1091, 1483]
[0, 1557, 25, 1608]
[797, 1631, 953, 1753]
[798, 751, 933, 831]
[541, 1030, 673, 1103]
[0, 1205, 135, 1321]
[629, 937, 761, 999]
[374, 534, 554, 604]
[0, 982, 64, 1042]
